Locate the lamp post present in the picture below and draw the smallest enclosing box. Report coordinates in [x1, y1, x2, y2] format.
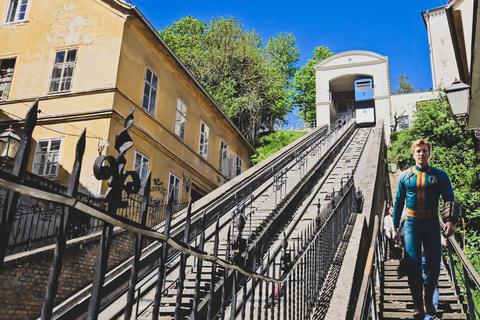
[445, 79, 471, 127]
[445, 79, 480, 140]
[0, 125, 21, 168]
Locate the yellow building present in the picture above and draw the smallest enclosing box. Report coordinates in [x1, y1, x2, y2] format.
[0, 0, 256, 203]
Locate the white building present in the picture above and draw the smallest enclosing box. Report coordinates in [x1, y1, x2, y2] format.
[314, 50, 437, 142]
[422, 0, 479, 129]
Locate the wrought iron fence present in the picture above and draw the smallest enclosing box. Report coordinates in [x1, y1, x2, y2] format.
[0, 100, 362, 319]
[118, 192, 188, 227]
[0, 187, 184, 256]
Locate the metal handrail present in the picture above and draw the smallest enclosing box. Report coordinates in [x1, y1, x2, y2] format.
[353, 207, 480, 319]
[353, 202, 386, 320]
[442, 220, 480, 319]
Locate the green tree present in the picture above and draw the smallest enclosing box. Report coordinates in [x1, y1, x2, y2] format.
[160, 17, 299, 143]
[265, 33, 300, 81]
[291, 46, 334, 122]
[392, 74, 415, 94]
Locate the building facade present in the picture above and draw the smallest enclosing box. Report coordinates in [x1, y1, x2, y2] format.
[0, 0, 256, 203]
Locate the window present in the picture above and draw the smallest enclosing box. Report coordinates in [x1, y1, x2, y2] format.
[174, 98, 187, 140]
[4, 0, 29, 24]
[142, 67, 158, 115]
[0, 58, 16, 101]
[49, 49, 77, 93]
[168, 173, 181, 202]
[199, 121, 209, 159]
[398, 115, 409, 131]
[236, 156, 242, 177]
[220, 141, 228, 175]
[355, 80, 371, 91]
[134, 151, 150, 188]
[32, 138, 63, 177]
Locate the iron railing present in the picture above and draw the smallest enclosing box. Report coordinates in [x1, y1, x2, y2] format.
[0, 101, 361, 319]
[0, 186, 185, 256]
[353, 203, 385, 320]
[353, 204, 480, 320]
[443, 221, 480, 320]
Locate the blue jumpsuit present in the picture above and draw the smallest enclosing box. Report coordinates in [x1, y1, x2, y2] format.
[393, 165, 454, 287]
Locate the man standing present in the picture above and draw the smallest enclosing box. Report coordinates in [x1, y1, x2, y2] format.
[384, 206, 394, 258]
[393, 139, 455, 319]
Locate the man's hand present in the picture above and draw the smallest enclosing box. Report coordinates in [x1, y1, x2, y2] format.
[444, 221, 455, 237]
[392, 228, 400, 241]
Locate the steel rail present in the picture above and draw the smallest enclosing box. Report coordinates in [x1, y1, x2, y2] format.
[230, 127, 371, 316]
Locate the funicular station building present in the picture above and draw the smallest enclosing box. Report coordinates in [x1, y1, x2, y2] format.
[314, 50, 438, 142]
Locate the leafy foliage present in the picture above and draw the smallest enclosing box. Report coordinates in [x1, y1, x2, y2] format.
[392, 74, 415, 94]
[388, 95, 480, 286]
[160, 17, 300, 143]
[291, 46, 334, 122]
[252, 131, 307, 165]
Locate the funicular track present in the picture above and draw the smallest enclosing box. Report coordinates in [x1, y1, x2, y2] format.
[50, 121, 347, 319]
[49, 120, 376, 319]
[128, 126, 372, 320]
[127, 124, 363, 319]
[226, 127, 372, 319]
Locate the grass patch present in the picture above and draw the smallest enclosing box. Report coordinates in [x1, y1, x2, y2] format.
[252, 131, 307, 165]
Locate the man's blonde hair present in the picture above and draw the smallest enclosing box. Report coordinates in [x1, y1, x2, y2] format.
[411, 138, 432, 154]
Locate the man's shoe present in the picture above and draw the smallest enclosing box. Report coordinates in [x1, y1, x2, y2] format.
[424, 285, 437, 316]
[410, 281, 425, 318]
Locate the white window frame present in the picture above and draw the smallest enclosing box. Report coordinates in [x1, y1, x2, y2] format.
[199, 121, 209, 159]
[168, 173, 181, 203]
[174, 97, 187, 140]
[0, 57, 16, 101]
[32, 138, 64, 177]
[236, 156, 242, 177]
[4, 0, 30, 24]
[134, 151, 150, 188]
[142, 66, 158, 115]
[48, 48, 78, 93]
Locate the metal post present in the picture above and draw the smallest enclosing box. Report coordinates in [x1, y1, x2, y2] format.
[152, 190, 174, 320]
[0, 101, 38, 266]
[175, 198, 193, 320]
[264, 253, 270, 320]
[42, 130, 86, 319]
[257, 250, 264, 320]
[463, 267, 476, 320]
[124, 173, 152, 320]
[249, 253, 256, 320]
[192, 211, 206, 320]
[207, 215, 220, 320]
[88, 109, 141, 319]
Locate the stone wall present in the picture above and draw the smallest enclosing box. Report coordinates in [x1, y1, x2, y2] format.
[325, 121, 390, 319]
[0, 229, 135, 320]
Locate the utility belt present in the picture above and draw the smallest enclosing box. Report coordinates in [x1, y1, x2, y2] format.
[405, 208, 438, 219]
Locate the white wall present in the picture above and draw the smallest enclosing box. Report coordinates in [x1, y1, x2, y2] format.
[390, 91, 440, 127]
[423, 7, 460, 89]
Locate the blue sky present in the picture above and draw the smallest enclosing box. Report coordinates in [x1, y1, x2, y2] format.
[132, 0, 447, 93]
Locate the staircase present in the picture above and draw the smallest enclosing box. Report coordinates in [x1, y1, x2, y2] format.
[381, 259, 467, 319]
